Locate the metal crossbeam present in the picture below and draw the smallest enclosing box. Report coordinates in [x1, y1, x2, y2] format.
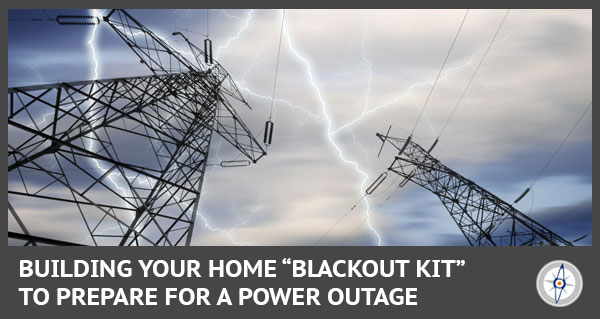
[8, 10, 266, 246]
[103, 10, 266, 163]
[8, 231, 86, 246]
[8, 73, 216, 245]
[377, 133, 573, 246]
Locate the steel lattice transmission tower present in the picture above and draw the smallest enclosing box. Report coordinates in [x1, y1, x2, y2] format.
[375, 133, 572, 246]
[8, 10, 266, 246]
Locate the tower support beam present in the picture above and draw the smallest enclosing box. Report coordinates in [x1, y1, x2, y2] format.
[377, 133, 572, 246]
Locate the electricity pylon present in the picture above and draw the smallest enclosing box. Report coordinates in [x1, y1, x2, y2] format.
[374, 133, 572, 246]
[8, 10, 266, 246]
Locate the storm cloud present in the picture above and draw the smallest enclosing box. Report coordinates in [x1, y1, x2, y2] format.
[8, 9, 592, 246]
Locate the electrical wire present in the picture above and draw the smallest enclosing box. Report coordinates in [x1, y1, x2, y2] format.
[340, 184, 402, 244]
[342, 10, 511, 245]
[268, 9, 286, 120]
[529, 101, 592, 188]
[527, 188, 535, 216]
[42, 10, 53, 20]
[315, 173, 402, 246]
[319, 10, 468, 246]
[484, 10, 526, 82]
[437, 9, 510, 139]
[410, 9, 469, 135]
[175, 27, 206, 37]
[314, 195, 366, 246]
[9, 9, 55, 21]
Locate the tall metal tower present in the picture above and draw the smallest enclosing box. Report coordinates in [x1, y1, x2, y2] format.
[8, 10, 266, 246]
[374, 133, 572, 246]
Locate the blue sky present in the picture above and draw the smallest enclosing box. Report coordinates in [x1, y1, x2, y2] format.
[8, 9, 592, 246]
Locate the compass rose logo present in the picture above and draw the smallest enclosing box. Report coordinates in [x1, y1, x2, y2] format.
[536, 260, 583, 307]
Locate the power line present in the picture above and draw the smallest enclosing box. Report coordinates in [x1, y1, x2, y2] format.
[315, 173, 402, 246]
[484, 10, 526, 82]
[340, 185, 402, 245]
[175, 27, 206, 37]
[262, 10, 286, 148]
[318, 10, 469, 246]
[437, 9, 510, 139]
[529, 101, 592, 187]
[8, 9, 267, 246]
[268, 9, 286, 120]
[9, 9, 55, 22]
[313, 195, 366, 246]
[42, 10, 54, 20]
[410, 9, 469, 135]
[342, 10, 512, 245]
[9, 17, 54, 22]
[369, 131, 574, 246]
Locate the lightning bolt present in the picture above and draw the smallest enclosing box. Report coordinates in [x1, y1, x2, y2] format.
[195, 192, 266, 246]
[236, 40, 321, 121]
[217, 9, 245, 22]
[231, 10, 507, 246]
[279, 16, 383, 245]
[84, 9, 200, 244]
[81, 9, 137, 245]
[93, 9, 268, 245]
[332, 43, 491, 136]
[38, 9, 507, 246]
[230, 193, 265, 232]
[18, 59, 58, 129]
[19, 58, 44, 84]
[28, 9, 265, 245]
[85, 12, 138, 199]
[215, 9, 254, 60]
[85, 9, 140, 197]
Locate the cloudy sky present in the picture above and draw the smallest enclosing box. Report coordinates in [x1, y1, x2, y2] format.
[7, 9, 592, 246]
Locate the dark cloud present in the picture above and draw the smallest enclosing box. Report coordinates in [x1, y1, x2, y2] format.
[8, 9, 592, 246]
[530, 200, 592, 245]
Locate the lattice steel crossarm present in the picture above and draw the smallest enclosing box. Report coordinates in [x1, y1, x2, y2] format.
[103, 9, 266, 163]
[169, 31, 265, 162]
[8, 9, 267, 246]
[103, 9, 198, 75]
[376, 133, 572, 246]
[8, 72, 219, 246]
